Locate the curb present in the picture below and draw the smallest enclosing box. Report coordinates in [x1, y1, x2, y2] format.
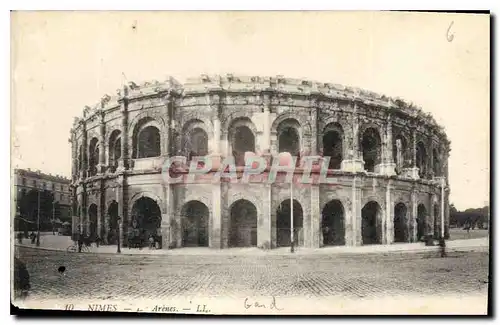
[15, 243, 488, 257]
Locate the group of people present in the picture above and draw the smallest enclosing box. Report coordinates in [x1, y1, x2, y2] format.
[16, 231, 39, 245]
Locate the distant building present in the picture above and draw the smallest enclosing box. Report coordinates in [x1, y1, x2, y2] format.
[13, 168, 72, 232]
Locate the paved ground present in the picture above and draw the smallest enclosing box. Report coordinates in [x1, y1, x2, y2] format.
[14, 245, 489, 302]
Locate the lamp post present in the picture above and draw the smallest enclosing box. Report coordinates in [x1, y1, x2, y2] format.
[117, 216, 121, 253]
[290, 178, 294, 253]
[52, 198, 56, 235]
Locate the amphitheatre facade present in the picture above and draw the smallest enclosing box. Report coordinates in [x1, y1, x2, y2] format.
[70, 74, 451, 249]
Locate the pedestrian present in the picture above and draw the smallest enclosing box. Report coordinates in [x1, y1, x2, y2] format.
[30, 232, 36, 244]
[77, 232, 83, 253]
[17, 232, 23, 244]
[148, 234, 155, 249]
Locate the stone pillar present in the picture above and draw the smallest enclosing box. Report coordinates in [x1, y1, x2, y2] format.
[385, 179, 393, 244]
[98, 111, 106, 174]
[309, 97, 318, 156]
[402, 127, 419, 179]
[162, 93, 173, 157]
[70, 130, 78, 182]
[429, 135, 434, 179]
[341, 100, 364, 172]
[262, 92, 272, 154]
[309, 184, 321, 248]
[444, 187, 450, 239]
[378, 115, 396, 176]
[430, 193, 437, 238]
[80, 120, 88, 179]
[257, 184, 272, 249]
[351, 175, 362, 246]
[162, 183, 173, 249]
[118, 86, 130, 170]
[410, 188, 418, 242]
[211, 183, 222, 249]
[116, 178, 126, 248]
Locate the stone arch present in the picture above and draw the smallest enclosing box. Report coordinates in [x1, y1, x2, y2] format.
[108, 129, 122, 171]
[106, 200, 119, 245]
[128, 191, 164, 215]
[128, 110, 166, 140]
[361, 200, 383, 245]
[129, 196, 162, 248]
[277, 118, 301, 156]
[88, 137, 99, 176]
[131, 117, 162, 159]
[360, 126, 382, 173]
[276, 199, 304, 247]
[321, 199, 345, 246]
[271, 111, 312, 136]
[394, 202, 408, 243]
[228, 117, 257, 166]
[433, 147, 441, 177]
[229, 199, 258, 247]
[180, 200, 210, 247]
[416, 141, 428, 179]
[182, 119, 210, 159]
[417, 203, 427, 241]
[322, 122, 344, 169]
[88, 203, 98, 239]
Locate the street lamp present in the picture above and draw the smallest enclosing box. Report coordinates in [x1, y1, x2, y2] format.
[117, 216, 121, 253]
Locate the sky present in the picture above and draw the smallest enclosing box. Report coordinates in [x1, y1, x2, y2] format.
[10, 11, 490, 210]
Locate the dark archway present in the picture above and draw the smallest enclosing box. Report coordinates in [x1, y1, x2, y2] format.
[229, 199, 258, 247]
[130, 197, 162, 247]
[323, 128, 343, 170]
[361, 128, 382, 172]
[321, 200, 345, 246]
[362, 201, 382, 245]
[181, 201, 209, 247]
[416, 142, 428, 179]
[394, 203, 408, 243]
[433, 148, 441, 177]
[107, 201, 119, 245]
[232, 126, 255, 167]
[88, 138, 99, 176]
[136, 126, 161, 158]
[88, 204, 98, 239]
[278, 127, 300, 156]
[417, 204, 427, 241]
[276, 199, 304, 247]
[188, 128, 209, 159]
[108, 130, 121, 172]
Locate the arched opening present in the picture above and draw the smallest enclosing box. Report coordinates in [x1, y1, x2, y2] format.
[88, 138, 99, 176]
[187, 128, 209, 160]
[130, 197, 162, 248]
[433, 204, 440, 239]
[230, 120, 256, 167]
[136, 126, 161, 158]
[181, 201, 209, 247]
[108, 130, 121, 172]
[361, 128, 382, 172]
[107, 201, 119, 245]
[433, 148, 441, 177]
[416, 142, 428, 179]
[229, 199, 258, 247]
[276, 199, 304, 247]
[278, 119, 301, 156]
[321, 200, 345, 246]
[362, 201, 382, 245]
[394, 203, 408, 243]
[417, 204, 427, 241]
[323, 124, 343, 170]
[88, 204, 98, 239]
[393, 134, 409, 174]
